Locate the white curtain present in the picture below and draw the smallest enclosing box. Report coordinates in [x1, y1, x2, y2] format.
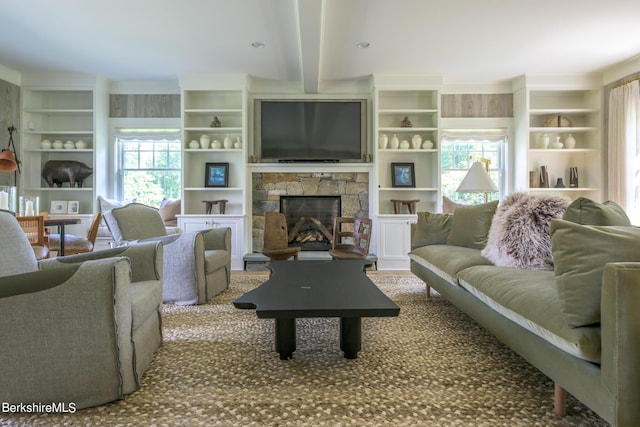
[608, 80, 640, 224]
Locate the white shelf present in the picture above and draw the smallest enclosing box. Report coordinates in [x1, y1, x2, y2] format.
[379, 187, 438, 192]
[184, 187, 243, 191]
[530, 126, 597, 133]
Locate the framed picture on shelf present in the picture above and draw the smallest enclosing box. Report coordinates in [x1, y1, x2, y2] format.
[67, 201, 80, 214]
[50, 200, 68, 214]
[205, 162, 229, 188]
[391, 163, 416, 188]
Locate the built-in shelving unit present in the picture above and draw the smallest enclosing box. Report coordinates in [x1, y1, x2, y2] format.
[20, 76, 108, 215]
[178, 75, 249, 270]
[514, 75, 602, 201]
[181, 89, 246, 215]
[372, 75, 442, 269]
[375, 89, 441, 215]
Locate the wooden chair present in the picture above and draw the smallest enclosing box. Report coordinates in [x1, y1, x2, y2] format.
[48, 212, 102, 256]
[16, 215, 50, 260]
[328, 217, 373, 260]
[261, 211, 301, 262]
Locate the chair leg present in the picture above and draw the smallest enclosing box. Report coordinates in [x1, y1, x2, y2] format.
[426, 285, 431, 299]
[553, 383, 567, 417]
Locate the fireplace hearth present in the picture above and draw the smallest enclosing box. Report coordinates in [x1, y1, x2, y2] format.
[280, 195, 341, 251]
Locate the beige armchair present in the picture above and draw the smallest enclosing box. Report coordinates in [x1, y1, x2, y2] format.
[0, 209, 163, 409]
[104, 202, 231, 304]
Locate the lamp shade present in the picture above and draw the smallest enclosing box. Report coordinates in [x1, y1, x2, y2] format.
[456, 162, 498, 193]
[0, 149, 18, 172]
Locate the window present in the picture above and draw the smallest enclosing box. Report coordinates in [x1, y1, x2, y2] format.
[440, 134, 506, 204]
[117, 133, 181, 207]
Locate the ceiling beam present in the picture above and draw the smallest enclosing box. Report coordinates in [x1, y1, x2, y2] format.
[296, 0, 324, 93]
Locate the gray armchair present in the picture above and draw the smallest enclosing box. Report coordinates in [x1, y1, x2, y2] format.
[0, 209, 163, 409]
[104, 202, 231, 305]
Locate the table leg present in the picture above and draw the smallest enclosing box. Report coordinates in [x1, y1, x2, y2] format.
[340, 317, 362, 359]
[59, 224, 66, 256]
[275, 318, 296, 360]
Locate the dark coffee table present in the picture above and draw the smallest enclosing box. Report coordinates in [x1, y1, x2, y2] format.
[233, 260, 400, 360]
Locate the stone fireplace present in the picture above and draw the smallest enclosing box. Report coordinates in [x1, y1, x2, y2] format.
[252, 172, 369, 252]
[280, 195, 341, 251]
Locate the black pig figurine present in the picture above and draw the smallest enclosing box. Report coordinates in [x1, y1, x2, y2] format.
[42, 160, 93, 188]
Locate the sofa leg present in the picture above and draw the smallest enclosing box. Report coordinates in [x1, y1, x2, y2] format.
[553, 383, 567, 417]
[426, 285, 431, 299]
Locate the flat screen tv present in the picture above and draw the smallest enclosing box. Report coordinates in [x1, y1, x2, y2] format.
[255, 99, 367, 162]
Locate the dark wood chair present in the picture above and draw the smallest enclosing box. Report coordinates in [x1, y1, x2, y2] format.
[261, 211, 301, 262]
[328, 217, 372, 260]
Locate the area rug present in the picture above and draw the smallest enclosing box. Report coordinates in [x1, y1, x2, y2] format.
[2, 273, 608, 426]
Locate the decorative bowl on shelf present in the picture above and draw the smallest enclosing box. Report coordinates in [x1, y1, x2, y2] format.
[75, 140, 88, 149]
[64, 141, 75, 149]
[52, 140, 64, 149]
[40, 140, 52, 149]
[189, 140, 200, 149]
[211, 140, 222, 149]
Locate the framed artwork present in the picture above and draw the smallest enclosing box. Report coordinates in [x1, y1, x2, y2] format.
[50, 200, 68, 214]
[205, 162, 229, 188]
[67, 201, 80, 214]
[391, 163, 416, 188]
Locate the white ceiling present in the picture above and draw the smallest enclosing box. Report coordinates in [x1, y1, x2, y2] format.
[2, 0, 640, 91]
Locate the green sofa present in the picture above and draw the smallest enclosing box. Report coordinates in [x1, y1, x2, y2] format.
[0, 209, 164, 409]
[409, 196, 640, 426]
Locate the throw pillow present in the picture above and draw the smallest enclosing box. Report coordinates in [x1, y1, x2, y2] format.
[412, 212, 453, 248]
[446, 200, 499, 249]
[551, 219, 640, 327]
[562, 197, 631, 226]
[443, 196, 463, 214]
[97, 195, 129, 213]
[481, 193, 570, 270]
[159, 198, 181, 226]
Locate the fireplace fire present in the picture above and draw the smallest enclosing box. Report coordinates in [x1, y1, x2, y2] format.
[280, 195, 341, 251]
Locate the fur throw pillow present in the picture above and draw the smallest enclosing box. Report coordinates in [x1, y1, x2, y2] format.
[481, 193, 571, 270]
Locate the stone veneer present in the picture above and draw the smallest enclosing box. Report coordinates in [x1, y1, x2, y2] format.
[252, 172, 369, 252]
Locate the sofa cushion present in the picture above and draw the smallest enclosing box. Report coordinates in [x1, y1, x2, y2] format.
[562, 197, 631, 226]
[447, 200, 499, 249]
[481, 193, 570, 270]
[457, 265, 601, 363]
[412, 212, 453, 248]
[409, 245, 493, 285]
[159, 198, 181, 227]
[551, 219, 640, 327]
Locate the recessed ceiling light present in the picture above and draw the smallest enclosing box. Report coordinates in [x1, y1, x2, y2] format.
[251, 41, 265, 49]
[356, 42, 370, 49]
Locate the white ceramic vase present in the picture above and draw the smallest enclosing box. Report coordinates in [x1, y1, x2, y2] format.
[379, 133, 388, 149]
[200, 135, 210, 148]
[411, 134, 422, 149]
[539, 134, 550, 149]
[421, 140, 434, 149]
[224, 134, 233, 149]
[564, 134, 576, 149]
[389, 134, 400, 149]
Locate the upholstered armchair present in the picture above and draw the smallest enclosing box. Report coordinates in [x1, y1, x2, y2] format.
[104, 202, 231, 305]
[0, 209, 163, 409]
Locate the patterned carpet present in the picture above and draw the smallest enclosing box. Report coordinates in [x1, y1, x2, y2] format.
[2, 273, 608, 426]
